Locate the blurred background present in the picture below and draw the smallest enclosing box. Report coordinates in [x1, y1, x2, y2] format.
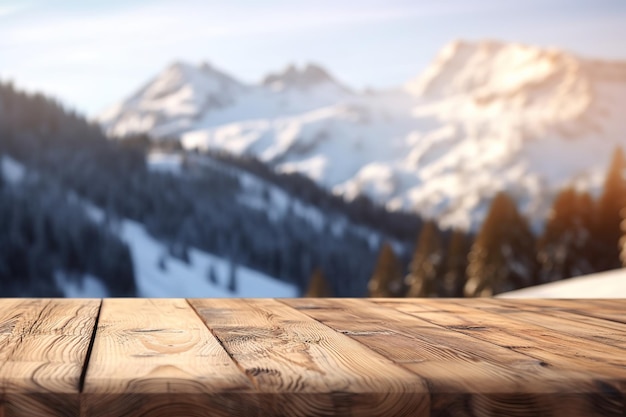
[1, 0, 625, 298]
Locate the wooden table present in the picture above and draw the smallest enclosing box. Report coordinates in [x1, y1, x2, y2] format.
[0, 298, 624, 416]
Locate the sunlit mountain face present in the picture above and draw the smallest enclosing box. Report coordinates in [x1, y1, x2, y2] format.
[100, 40, 626, 231]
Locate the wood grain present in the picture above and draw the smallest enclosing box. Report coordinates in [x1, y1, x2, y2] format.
[80, 298, 256, 417]
[382, 299, 626, 416]
[283, 298, 623, 416]
[0, 298, 624, 417]
[470, 299, 626, 348]
[381, 300, 626, 372]
[0, 299, 99, 417]
[189, 298, 429, 417]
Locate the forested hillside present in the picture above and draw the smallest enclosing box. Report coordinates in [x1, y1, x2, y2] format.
[365, 147, 626, 298]
[0, 81, 426, 296]
[1, 80, 623, 298]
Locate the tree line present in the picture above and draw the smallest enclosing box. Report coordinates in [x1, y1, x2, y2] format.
[3, 79, 623, 299]
[0, 80, 419, 297]
[306, 147, 626, 297]
[0, 168, 136, 296]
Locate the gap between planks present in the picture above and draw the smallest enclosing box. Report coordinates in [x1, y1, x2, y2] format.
[78, 299, 103, 394]
[184, 298, 261, 392]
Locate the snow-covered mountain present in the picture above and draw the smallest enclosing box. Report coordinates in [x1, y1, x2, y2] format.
[1, 154, 298, 298]
[100, 61, 352, 140]
[99, 40, 626, 230]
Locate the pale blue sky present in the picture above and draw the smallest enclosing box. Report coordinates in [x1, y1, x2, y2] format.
[1, 0, 625, 116]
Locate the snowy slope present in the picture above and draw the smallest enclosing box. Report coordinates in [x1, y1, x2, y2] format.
[1, 155, 26, 183]
[56, 216, 298, 298]
[100, 62, 351, 140]
[183, 152, 400, 253]
[117, 220, 298, 298]
[0, 158, 298, 299]
[1, 155, 298, 298]
[82, 200, 297, 298]
[99, 41, 626, 230]
[498, 268, 626, 298]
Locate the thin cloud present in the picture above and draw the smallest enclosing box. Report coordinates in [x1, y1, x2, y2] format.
[1, 1, 498, 45]
[0, 3, 27, 18]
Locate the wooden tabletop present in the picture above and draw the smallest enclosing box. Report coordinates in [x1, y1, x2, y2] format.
[0, 298, 624, 417]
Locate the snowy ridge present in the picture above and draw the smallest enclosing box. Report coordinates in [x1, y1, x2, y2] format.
[99, 40, 626, 230]
[262, 63, 351, 93]
[100, 61, 247, 138]
[182, 153, 397, 253]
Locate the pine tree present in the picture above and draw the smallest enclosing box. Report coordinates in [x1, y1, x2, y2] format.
[440, 229, 469, 297]
[620, 205, 626, 267]
[537, 188, 595, 282]
[304, 268, 333, 297]
[465, 192, 537, 297]
[405, 220, 443, 297]
[227, 259, 238, 293]
[0, 156, 4, 190]
[368, 242, 403, 297]
[567, 190, 595, 276]
[207, 264, 218, 284]
[592, 147, 626, 271]
[157, 254, 167, 271]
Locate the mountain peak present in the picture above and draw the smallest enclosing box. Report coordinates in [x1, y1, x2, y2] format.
[406, 39, 582, 97]
[99, 40, 626, 232]
[99, 60, 246, 138]
[161, 60, 241, 84]
[262, 63, 347, 91]
[404, 39, 599, 124]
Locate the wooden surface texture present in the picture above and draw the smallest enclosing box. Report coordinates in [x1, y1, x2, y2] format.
[0, 298, 624, 416]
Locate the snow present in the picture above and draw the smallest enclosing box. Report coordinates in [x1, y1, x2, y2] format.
[1, 155, 26, 183]
[75, 196, 298, 298]
[185, 152, 399, 253]
[147, 151, 183, 174]
[117, 220, 297, 298]
[55, 273, 109, 298]
[498, 268, 626, 298]
[99, 41, 626, 231]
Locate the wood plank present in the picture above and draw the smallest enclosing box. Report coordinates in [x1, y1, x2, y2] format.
[485, 299, 626, 332]
[538, 309, 626, 334]
[559, 302, 626, 325]
[488, 299, 626, 321]
[464, 298, 594, 313]
[386, 300, 625, 412]
[473, 299, 626, 348]
[554, 299, 626, 310]
[1, 298, 624, 416]
[283, 298, 623, 417]
[282, 298, 555, 390]
[80, 298, 256, 417]
[483, 298, 626, 327]
[190, 298, 428, 417]
[396, 300, 626, 416]
[372, 297, 452, 312]
[387, 300, 626, 371]
[0, 299, 100, 417]
[0, 299, 28, 352]
[377, 298, 623, 314]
